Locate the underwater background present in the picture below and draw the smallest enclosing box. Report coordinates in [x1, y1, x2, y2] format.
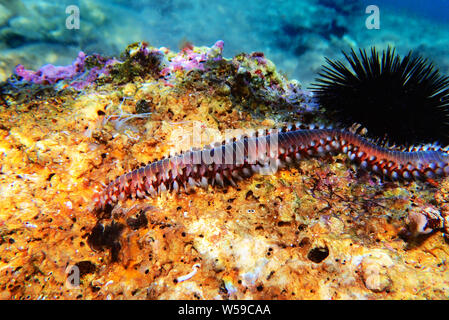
[2, 0, 449, 301]
[1, 0, 449, 86]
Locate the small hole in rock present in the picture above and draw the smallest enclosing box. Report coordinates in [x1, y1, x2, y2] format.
[307, 246, 329, 263]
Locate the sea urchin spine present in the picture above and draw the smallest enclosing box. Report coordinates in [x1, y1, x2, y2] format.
[92, 125, 449, 212]
[311, 47, 449, 146]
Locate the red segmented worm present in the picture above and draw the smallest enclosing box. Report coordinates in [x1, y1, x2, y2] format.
[92, 125, 449, 212]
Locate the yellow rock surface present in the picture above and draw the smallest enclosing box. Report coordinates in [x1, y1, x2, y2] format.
[1, 58, 449, 300]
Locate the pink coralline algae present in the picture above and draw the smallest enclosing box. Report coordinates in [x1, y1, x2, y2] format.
[250, 52, 268, 65]
[15, 52, 86, 85]
[14, 52, 118, 90]
[160, 40, 224, 76]
[70, 57, 118, 90]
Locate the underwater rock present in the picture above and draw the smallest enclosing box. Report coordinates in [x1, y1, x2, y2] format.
[360, 251, 393, 293]
[0, 41, 449, 300]
[13, 51, 118, 90]
[0, 3, 12, 27]
[15, 52, 87, 85]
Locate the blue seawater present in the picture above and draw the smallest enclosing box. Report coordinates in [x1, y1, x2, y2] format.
[362, 0, 449, 23]
[1, 0, 449, 86]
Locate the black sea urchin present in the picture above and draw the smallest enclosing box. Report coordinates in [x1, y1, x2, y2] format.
[311, 47, 449, 146]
